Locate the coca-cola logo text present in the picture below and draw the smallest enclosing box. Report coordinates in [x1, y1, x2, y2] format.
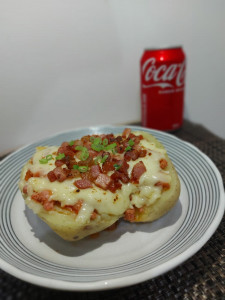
[142, 57, 185, 89]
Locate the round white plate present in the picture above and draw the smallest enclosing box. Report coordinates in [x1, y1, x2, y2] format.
[0, 125, 224, 291]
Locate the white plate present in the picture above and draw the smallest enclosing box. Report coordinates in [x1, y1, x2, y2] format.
[0, 125, 224, 291]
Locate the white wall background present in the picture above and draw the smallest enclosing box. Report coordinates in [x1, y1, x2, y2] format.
[0, 0, 225, 154]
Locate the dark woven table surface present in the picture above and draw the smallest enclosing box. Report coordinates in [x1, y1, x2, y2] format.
[0, 120, 224, 300]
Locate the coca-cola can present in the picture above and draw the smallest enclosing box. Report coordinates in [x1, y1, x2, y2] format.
[140, 46, 186, 131]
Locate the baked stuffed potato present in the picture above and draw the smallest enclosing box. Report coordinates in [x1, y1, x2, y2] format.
[19, 128, 180, 241]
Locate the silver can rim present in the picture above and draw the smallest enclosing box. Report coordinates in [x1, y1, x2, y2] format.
[144, 45, 183, 51]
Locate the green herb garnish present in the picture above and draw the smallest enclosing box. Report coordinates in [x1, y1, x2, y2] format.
[105, 143, 117, 151]
[46, 154, 53, 160]
[73, 165, 89, 172]
[39, 158, 48, 164]
[128, 139, 134, 146]
[55, 153, 65, 160]
[94, 156, 102, 164]
[103, 138, 108, 146]
[79, 166, 89, 172]
[114, 164, 121, 170]
[93, 137, 102, 145]
[101, 155, 108, 163]
[75, 145, 84, 151]
[125, 146, 132, 152]
[80, 149, 89, 161]
[75, 145, 89, 161]
[39, 154, 53, 164]
[91, 144, 104, 152]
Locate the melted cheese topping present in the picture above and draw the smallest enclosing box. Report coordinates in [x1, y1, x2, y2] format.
[19, 138, 171, 221]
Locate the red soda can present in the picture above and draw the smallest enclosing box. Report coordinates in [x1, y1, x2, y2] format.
[140, 46, 186, 131]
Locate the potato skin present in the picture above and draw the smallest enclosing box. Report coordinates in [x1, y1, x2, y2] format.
[23, 195, 120, 241]
[130, 131, 180, 223]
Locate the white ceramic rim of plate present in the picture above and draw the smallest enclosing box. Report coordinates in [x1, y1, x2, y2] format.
[0, 125, 224, 291]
